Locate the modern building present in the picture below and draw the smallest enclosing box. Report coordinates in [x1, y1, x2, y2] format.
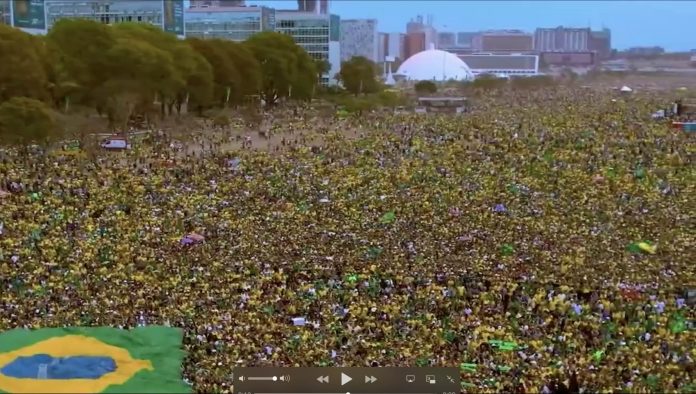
[340, 19, 378, 62]
[534, 26, 590, 52]
[377, 32, 387, 62]
[406, 14, 436, 49]
[457, 32, 477, 49]
[377, 32, 406, 63]
[458, 54, 539, 77]
[540, 51, 596, 67]
[404, 31, 425, 59]
[437, 32, 456, 48]
[296, 0, 328, 14]
[45, 0, 164, 30]
[626, 46, 665, 56]
[395, 47, 474, 81]
[185, 5, 275, 41]
[190, 0, 245, 7]
[589, 28, 611, 59]
[473, 30, 534, 52]
[275, 10, 339, 85]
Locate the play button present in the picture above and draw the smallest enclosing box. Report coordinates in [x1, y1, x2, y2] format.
[341, 372, 352, 386]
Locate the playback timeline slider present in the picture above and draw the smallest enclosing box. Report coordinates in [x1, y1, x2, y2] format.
[238, 375, 291, 382]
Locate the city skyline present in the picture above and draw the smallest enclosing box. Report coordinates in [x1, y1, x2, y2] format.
[247, 0, 696, 51]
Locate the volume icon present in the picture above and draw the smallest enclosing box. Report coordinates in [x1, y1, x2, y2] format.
[238, 376, 245, 382]
[280, 375, 290, 382]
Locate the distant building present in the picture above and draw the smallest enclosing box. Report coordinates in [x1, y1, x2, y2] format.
[275, 10, 339, 85]
[396, 48, 474, 81]
[626, 46, 665, 56]
[190, 0, 246, 7]
[456, 32, 477, 49]
[377, 32, 387, 62]
[0, 0, 9, 25]
[185, 6, 275, 41]
[474, 30, 534, 52]
[340, 19, 378, 62]
[377, 32, 404, 63]
[589, 28, 611, 59]
[437, 32, 456, 48]
[46, 0, 164, 30]
[406, 14, 425, 34]
[540, 51, 596, 67]
[406, 14, 436, 49]
[458, 53, 539, 77]
[296, 0, 328, 14]
[534, 26, 590, 52]
[405, 31, 426, 59]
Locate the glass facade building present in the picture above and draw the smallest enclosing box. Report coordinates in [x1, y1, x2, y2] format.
[45, 0, 163, 30]
[275, 11, 340, 85]
[275, 12, 330, 60]
[185, 6, 274, 41]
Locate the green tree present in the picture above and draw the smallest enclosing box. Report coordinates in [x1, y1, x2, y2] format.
[0, 97, 58, 145]
[338, 56, 380, 96]
[180, 51, 215, 115]
[414, 80, 438, 95]
[314, 59, 331, 83]
[245, 32, 316, 106]
[0, 25, 48, 103]
[46, 19, 117, 108]
[98, 37, 178, 130]
[112, 23, 189, 116]
[187, 38, 240, 107]
[217, 40, 261, 104]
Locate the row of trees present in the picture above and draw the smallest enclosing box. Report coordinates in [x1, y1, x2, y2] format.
[0, 20, 333, 140]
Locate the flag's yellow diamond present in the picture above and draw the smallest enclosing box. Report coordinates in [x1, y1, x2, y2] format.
[0, 335, 152, 393]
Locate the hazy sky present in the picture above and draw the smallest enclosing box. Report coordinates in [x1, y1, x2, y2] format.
[246, 0, 696, 51]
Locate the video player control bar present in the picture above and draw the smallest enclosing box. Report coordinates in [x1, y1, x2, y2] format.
[234, 367, 459, 393]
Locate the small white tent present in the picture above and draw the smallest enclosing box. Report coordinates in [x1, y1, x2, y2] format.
[620, 85, 633, 93]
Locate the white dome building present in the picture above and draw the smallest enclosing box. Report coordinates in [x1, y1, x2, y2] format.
[396, 47, 474, 82]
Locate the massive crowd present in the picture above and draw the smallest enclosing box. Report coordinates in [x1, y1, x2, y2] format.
[0, 87, 694, 393]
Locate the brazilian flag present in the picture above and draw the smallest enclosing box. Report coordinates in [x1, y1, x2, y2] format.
[0, 326, 189, 393]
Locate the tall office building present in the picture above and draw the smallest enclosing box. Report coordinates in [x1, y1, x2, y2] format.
[377, 32, 405, 63]
[534, 26, 590, 52]
[190, 0, 245, 7]
[275, 10, 339, 85]
[457, 32, 477, 48]
[437, 32, 456, 49]
[404, 31, 425, 59]
[340, 19, 378, 62]
[185, 5, 275, 41]
[377, 32, 387, 62]
[296, 0, 328, 14]
[45, 0, 164, 30]
[405, 14, 436, 49]
[473, 30, 534, 52]
[589, 28, 611, 59]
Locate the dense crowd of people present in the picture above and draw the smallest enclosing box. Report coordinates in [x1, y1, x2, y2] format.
[0, 87, 694, 393]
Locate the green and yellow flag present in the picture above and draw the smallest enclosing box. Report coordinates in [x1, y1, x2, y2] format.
[0, 326, 189, 393]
